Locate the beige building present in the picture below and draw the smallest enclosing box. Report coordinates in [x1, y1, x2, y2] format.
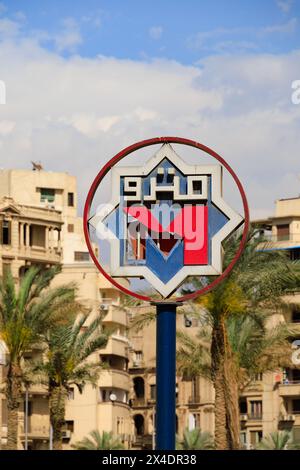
[128, 196, 300, 450]
[1, 166, 300, 450]
[0, 166, 133, 450]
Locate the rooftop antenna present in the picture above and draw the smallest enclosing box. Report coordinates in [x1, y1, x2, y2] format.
[31, 161, 43, 171]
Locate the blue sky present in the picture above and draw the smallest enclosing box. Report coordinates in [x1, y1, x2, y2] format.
[0, 0, 299, 219]
[2, 0, 300, 62]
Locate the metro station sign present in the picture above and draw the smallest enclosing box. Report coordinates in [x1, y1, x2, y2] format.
[87, 140, 245, 298]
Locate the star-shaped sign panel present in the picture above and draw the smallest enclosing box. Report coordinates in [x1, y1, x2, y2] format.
[89, 144, 243, 297]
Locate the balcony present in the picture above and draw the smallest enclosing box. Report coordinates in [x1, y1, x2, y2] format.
[19, 424, 49, 440]
[130, 360, 145, 369]
[18, 245, 61, 264]
[99, 335, 129, 358]
[279, 382, 300, 397]
[98, 369, 130, 391]
[260, 233, 300, 250]
[131, 397, 146, 408]
[247, 414, 262, 423]
[22, 384, 49, 396]
[102, 304, 127, 326]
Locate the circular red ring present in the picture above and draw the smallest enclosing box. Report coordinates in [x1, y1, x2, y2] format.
[83, 137, 250, 303]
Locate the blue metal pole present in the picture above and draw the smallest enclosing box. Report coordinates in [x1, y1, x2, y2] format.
[154, 302, 180, 450]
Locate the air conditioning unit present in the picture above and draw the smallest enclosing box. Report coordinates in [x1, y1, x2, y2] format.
[280, 414, 295, 422]
[283, 414, 296, 421]
[62, 430, 72, 439]
[240, 414, 248, 421]
[100, 304, 109, 311]
[132, 361, 141, 367]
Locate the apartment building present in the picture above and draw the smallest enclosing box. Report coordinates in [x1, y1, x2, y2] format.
[128, 304, 215, 449]
[127, 196, 300, 450]
[0, 166, 133, 449]
[247, 196, 300, 448]
[1, 166, 300, 450]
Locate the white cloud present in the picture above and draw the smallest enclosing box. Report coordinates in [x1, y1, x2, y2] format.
[54, 17, 83, 53]
[149, 26, 163, 40]
[187, 19, 298, 53]
[262, 17, 298, 34]
[0, 17, 20, 38]
[276, 0, 293, 13]
[0, 37, 299, 220]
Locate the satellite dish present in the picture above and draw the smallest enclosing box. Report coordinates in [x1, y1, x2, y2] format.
[109, 393, 117, 402]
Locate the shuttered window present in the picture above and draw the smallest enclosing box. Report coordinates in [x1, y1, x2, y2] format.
[277, 224, 289, 241]
[40, 188, 55, 203]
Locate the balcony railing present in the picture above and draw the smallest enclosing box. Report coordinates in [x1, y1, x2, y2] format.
[279, 380, 300, 397]
[131, 397, 146, 407]
[248, 414, 262, 420]
[263, 233, 300, 243]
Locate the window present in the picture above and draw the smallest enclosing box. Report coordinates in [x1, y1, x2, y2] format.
[30, 225, 45, 248]
[250, 430, 262, 446]
[191, 377, 200, 402]
[239, 399, 247, 414]
[249, 401, 262, 419]
[1, 220, 11, 245]
[240, 432, 247, 447]
[65, 420, 74, 432]
[40, 188, 55, 203]
[277, 224, 289, 241]
[67, 224, 74, 233]
[292, 369, 300, 382]
[68, 192, 74, 207]
[254, 373, 263, 382]
[292, 310, 300, 323]
[150, 384, 156, 400]
[292, 400, 300, 413]
[68, 388, 74, 400]
[74, 251, 90, 262]
[134, 350, 143, 365]
[193, 413, 201, 428]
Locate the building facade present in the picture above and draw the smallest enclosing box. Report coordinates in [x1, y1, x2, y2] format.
[1, 167, 300, 450]
[0, 167, 133, 449]
[128, 196, 300, 449]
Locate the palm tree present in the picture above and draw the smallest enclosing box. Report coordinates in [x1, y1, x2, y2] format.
[177, 428, 214, 450]
[177, 310, 294, 450]
[72, 430, 124, 450]
[178, 229, 300, 450]
[256, 431, 300, 450]
[35, 312, 108, 450]
[0, 266, 78, 450]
